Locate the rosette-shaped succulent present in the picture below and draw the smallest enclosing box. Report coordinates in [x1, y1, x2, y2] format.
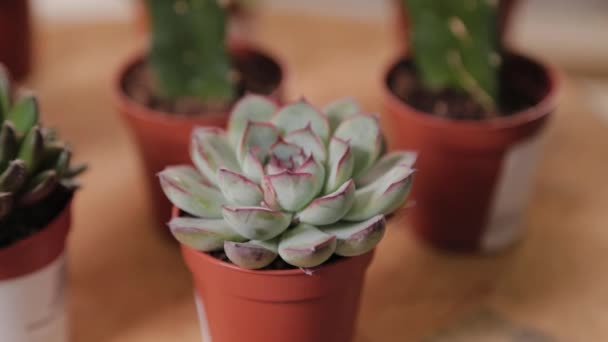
[159, 95, 416, 269]
[0, 66, 86, 246]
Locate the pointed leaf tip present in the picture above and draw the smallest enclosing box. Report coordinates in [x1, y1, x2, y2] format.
[322, 215, 386, 256]
[169, 217, 245, 252]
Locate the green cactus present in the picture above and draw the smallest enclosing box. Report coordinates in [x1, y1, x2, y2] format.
[0, 66, 86, 247]
[405, 0, 500, 111]
[146, 0, 235, 105]
[160, 95, 417, 270]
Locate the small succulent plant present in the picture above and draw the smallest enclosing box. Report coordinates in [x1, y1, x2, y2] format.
[146, 0, 235, 104]
[159, 95, 416, 269]
[405, 0, 500, 111]
[0, 66, 85, 246]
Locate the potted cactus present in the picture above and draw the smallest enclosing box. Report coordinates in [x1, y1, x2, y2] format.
[159, 95, 416, 342]
[114, 0, 284, 226]
[0, 0, 32, 81]
[0, 66, 85, 341]
[383, 0, 558, 252]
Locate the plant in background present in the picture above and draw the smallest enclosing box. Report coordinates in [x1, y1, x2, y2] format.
[0, 66, 85, 247]
[146, 0, 235, 105]
[405, 0, 499, 112]
[159, 95, 416, 270]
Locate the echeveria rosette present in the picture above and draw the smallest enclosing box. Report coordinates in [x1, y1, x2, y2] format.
[159, 95, 416, 270]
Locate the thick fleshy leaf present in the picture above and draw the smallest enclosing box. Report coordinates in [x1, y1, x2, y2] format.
[191, 127, 240, 186]
[0, 122, 18, 170]
[241, 150, 265, 184]
[344, 165, 414, 221]
[0, 66, 9, 120]
[272, 99, 330, 143]
[298, 179, 355, 226]
[7, 92, 39, 134]
[324, 137, 354, 194]
[224, 239, 278, 270]
[168, 217, 245, 252]
[222, 206, 292, 240]
[238, 121, 280, 162]
[355, 151, 417, 187]
[333, 114, 382, 178]
[18, 170, 58, 206]
[284, 125, 327, 163]
[0, 160, 26, 193]
[322, 215, 386, 256]
[158, 165, 226, 218]
[228, 94, 277, 146]
[296, 155, 325, 197]
[270, 138, 304, 162]
[17, 125, 44, 173]
[262, 171, 317, 212]
[323, 97, 361, 132]
[217, 168, 263, 206]
[0, 192, 12, 220]
[54, 148, 72, 177]
[278, 223, 337, 268]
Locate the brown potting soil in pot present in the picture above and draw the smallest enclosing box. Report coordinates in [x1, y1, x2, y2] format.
[122, 52, 282, 115]
[387, 57, 541, 120]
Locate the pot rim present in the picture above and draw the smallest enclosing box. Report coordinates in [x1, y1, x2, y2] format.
[0, 198, 72, 279]
[382, 51, 559, 132]
[112, 43, 286, 125]
[173, 207, 372, 277]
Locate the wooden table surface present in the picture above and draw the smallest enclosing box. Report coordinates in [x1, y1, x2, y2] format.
[24, 12, 608, 342]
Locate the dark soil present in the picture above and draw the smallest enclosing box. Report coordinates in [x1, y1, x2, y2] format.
[123, 51, 282, 115]
[387, 57, 545, 120]
[0, 185, 74, 248]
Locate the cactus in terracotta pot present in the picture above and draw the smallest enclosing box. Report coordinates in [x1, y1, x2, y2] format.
[159, 95, 416, 269]
[0, 66, 86, 246]
[405, 0, 500, 111]
[146, 0, 235, 105]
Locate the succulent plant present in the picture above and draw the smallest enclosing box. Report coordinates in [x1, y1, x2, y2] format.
[405, 0, 500, 111]
[159, 95, 416, 269]
[0, 66, 85, 246]
[146, 0, 235, 104]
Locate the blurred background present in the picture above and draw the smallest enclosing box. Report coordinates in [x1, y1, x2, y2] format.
[29, 0, 608, 118]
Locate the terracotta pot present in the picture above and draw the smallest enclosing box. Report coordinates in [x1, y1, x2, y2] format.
[382, 53, 558, 252]
[182, 244, 373, 342]
[0, 0, 32, 81]
[113, 46, 284, 227]
[0, 202, 72, 342]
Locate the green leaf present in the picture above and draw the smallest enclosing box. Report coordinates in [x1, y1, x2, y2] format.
[17, 126, 44, 173]
[278, 223, 337, 268]
[224, 239, 278, 270]
[222, 205, 292, 240]
[168, 217, 246, 252]
[8, 93, 39, 134]
[322, 215, 386, 257]
[0, 65, 10, 122]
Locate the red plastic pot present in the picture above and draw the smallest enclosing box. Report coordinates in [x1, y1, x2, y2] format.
[182, 239, 372, 341]
[0, 0, 32, 81]
[113, 46, 284, 227]
[0, 202, 72, 341]
[382, 53, 558, 252]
